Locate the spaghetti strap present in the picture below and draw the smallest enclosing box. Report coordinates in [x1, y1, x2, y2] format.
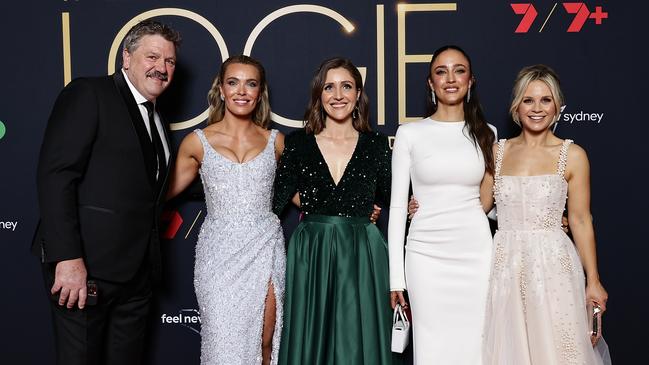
[267, 129, 279, 153]
[493, 139, 507, 197]
[494, 139, 507, 179]
[192, 129, 212, 160]
[556, 139, 573, 177]
[193, 129, 208, 145]
[269, 129, 279, 143]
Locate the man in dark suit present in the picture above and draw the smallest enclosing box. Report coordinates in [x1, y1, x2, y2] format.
[33, 19, 180, 364]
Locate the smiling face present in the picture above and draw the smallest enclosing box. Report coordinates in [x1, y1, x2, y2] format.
[122, 34, 176, 102]
[428, 49, 472, 106]
[320, 67, 360, 123]
[218, 62, 261, 119]
[516, 80, 558, 132]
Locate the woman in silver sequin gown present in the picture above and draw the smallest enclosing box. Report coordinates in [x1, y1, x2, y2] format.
[482, 65, 610, 364]
[168, 56, 286, 365]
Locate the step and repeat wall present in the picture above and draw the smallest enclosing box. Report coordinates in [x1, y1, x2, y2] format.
[1, 1, 644, 363]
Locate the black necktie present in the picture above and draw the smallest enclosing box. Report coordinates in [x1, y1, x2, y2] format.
[142, 101, 167, 182]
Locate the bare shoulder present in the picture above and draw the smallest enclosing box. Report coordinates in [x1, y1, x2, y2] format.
[179, 130, 204, 159]
[487, 123, 498, 138]
[275, 130, 285, 145]
[567, 142, 589, 164]
[180, 130, 201, 147]
[565, 142, 590, 180]
[492, 136, 508, 152]
[274, 130, 286, 157]
[491, 142, 499, 155]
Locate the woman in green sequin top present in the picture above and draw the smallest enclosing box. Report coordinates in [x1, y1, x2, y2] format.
[273, 57, 397, 365]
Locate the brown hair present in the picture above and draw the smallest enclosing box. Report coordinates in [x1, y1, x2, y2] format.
[427, 45, 495, 174]
[303, 57, 371, 134]
[206, 55, 271, 128]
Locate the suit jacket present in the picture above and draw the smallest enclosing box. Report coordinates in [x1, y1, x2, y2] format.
[32, 72, 172, 283]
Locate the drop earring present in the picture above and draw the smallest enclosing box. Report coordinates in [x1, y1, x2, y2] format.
[466, 88, 471, 103]
[431, 91, 436, 105]
[352, 105, 359, 120]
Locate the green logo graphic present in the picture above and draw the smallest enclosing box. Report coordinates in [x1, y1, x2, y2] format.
[0, 120, 6, 140]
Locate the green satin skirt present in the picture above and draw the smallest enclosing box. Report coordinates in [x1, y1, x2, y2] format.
[279, 214, 399, 365]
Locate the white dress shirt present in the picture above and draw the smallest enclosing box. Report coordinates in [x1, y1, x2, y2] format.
[121, 69, 170, 165]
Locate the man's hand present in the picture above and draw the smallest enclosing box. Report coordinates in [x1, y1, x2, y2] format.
[51, 258, 88, 309]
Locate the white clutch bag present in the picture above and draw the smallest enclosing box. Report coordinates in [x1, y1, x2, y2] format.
[391, 304, 410, 353]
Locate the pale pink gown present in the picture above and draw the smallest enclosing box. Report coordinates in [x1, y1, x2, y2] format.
[484, 139, 611, 365]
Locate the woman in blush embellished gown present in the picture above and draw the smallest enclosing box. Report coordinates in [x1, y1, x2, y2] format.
[168, 55, 285, 365]
[388, 45, 496, 365]
[274, 57, 396, 365]
[482, 64, 611, 365]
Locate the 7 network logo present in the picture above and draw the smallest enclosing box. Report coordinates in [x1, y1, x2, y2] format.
[511, 2, 608, 33]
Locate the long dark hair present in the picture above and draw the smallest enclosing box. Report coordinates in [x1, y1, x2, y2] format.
[303, 57, 371, 134]
[427, 45, 494, 174]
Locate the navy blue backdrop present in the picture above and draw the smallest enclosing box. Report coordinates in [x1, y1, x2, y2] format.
[0, 1, 646, 363]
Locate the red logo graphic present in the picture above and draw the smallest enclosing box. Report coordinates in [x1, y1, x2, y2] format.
[511, 3, 608, 33]
[511, 4, 538, 33]
[563, 3, 608, 32]
[161, 210, 184, 240]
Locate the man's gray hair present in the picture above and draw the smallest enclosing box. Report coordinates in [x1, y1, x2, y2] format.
[122, 19, 181, 53]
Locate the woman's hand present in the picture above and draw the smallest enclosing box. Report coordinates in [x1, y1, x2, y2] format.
[390, 290, 408, 309]
[586, 280, 607, 345]
[370, 204, 382, 224]
[561, 215, 570, 234]
[407, 196, 419, 220]
[290, 192, 300, 208]
[586, 280, 608, 313]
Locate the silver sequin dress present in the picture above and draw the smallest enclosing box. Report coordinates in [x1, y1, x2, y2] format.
[484, 139, 611, 365]
[193, 129, 285, 365]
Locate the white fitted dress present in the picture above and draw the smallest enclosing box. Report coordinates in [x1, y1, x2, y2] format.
[388, 118, 495, 365]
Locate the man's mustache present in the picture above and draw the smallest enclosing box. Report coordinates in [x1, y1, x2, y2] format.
[146, 70, 168, 81]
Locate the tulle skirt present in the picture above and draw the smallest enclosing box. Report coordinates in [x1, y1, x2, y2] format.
[483, 229, 612, 365]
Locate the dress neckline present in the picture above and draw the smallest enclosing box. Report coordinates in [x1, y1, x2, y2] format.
[427, 118, 465, 126]
[201, 129, 275, 166]
[311, 132, 362, 187]
[494, 138, 573, 185]
[499, 174, 568, 183]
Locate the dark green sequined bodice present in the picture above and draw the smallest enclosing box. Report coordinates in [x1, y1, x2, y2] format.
[273, 130, 391, 217]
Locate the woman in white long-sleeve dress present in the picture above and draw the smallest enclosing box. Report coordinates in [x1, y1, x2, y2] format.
[388, 45, 496, 365]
